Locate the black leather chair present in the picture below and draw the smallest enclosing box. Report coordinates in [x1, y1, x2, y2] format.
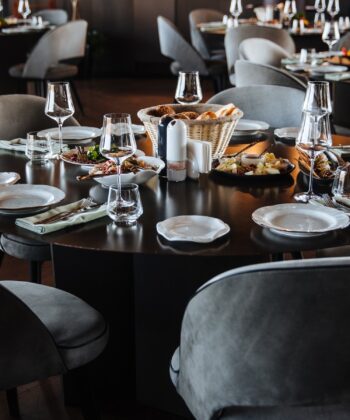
[0, 280, 109, 418]
[171, 257, 350, 419]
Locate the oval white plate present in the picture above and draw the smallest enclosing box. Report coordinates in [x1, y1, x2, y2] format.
[310, 65, 348, 74]
[252, 203, 349, 237]
[274, 127, 299, 140]
[157, 215, 230, 243]
[38, 126, 102, 142]
[0, 172, 21, 187]
[95, 156, 165, 187]
[0, 185, 65, 210]
[234, 119, 270, 135]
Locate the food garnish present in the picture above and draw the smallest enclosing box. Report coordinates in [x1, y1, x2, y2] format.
[63, 145, 106, 164]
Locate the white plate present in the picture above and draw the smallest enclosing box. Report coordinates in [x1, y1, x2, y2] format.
[310, 65, 348, 74]
[233, 119, 270, 136]
[0, 185, 65, 210]
[0, 206, 50, 217]
[157, 215, 230, 243]
[252, 203, 349, 237]
[274, 127, 299, 140]
[0, 172, 21, 186]
[94, 156, 165, 187]
[38, 126, 102, 143]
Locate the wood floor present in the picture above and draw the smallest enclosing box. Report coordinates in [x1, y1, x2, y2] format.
[0, 77, 213, 420]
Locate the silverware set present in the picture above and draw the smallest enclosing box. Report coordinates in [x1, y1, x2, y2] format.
[321, 194, 350, 213]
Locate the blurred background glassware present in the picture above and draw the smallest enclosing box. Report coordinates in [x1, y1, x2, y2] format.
[25, 131, 51, 164]
[332, 164, 350, 198]
[314, 0, 326, 27]
[295, 81, 332, 202]
[283, 0, 297, 27]
[229, 0, 243, 27]
[327, 0, 340, 19]
[175, 71, 203, 105]
[45, 82, 75, 155]
[322, 20, 340, 51]
[18, 0, 31, 20]
[107, 183, 143, 226]
[0, 0, 3, 17]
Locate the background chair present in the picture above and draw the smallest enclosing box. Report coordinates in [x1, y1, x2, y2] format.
[332, 80, 350, 135]
[334, 32, 350, 51]
[189, 9, 225, 60]
[0, 94, 79, 284]
[235, 60, 307, 91]
[225, 25, 295, 85]
[171, 257, 350, 419]
[207, 85, 304, 127]
[239, 38, 291, 67]
[9, 20, 88, 113]
[32, 9, 68, 26]
[157, 16, 227, 92]
[0, 280, 108, 418]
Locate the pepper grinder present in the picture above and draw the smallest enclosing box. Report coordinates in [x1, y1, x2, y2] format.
[166, 119, 187, 182]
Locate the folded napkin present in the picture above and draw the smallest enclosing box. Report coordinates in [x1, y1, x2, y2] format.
[0, 139, 27, 152]
[334, 195, 350, 208]
[16, 199, 107, 234]
[325, 72, 350, 81]
[187, 139, 212, 177]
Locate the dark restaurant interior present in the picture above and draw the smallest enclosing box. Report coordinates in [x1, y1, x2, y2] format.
[1, 0, 350, 419]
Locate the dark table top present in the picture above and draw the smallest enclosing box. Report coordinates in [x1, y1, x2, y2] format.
[1, 134, 350, 258]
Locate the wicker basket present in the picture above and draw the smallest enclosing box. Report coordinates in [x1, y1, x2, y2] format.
[137, 104, 243, 159]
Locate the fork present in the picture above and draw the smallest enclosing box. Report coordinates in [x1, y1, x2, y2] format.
[322, 194, 350, 213]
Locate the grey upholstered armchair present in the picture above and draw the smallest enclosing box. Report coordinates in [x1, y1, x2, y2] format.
[32, 9, 68, 26]
[171, 257, 350, 419]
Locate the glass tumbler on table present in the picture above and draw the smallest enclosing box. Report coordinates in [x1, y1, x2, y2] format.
[45, 82, 75, 155]
[332, 164, 350, 198]
[175, 71, 203, 105]
[25, 131, 51, 164]
[107, 183, 143, 226]
[322, 20, 340, 52]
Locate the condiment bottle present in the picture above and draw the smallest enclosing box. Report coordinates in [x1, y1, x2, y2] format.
[158, 115, 174, 163]
[166, 119, 187, 182]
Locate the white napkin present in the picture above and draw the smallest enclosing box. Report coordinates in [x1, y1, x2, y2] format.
[334, 195, 350, 208]
[16, 199, 107, 234]
[187, 139, 212, 174]
[0, 139, 27, 152]
[325, 72, 350, 82]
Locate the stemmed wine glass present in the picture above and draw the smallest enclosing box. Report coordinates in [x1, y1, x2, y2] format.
[314, 0, 326, 27]
[284, 0, 297, 27]
[100, 113, 137, 203]
[45, 82, 75, 155]
[175, 72, 203, 105]
[18, 0, 31, 20]
[327, 0, 340, 19]
[294, 81, 332, 203]
[229, 0, 243, 27]
[322, 20, 340, 52]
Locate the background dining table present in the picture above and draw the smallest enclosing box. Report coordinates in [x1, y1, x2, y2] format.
[1, 132, 350, 416]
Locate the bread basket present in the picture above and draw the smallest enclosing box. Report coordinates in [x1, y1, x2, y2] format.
[137, 104, 243, 159]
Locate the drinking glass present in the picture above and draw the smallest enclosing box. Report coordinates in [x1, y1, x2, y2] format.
[283, 0, 297, 27]
[322, 20, 340, 51]
[327, 0, 340, 19]
[314, 0, 326, 26]
[18, 0, 31, 20]
[45, 82, 75, 155]
[0, 1, 3, 17]
[25, 131, 51, 163]
[107, 183, 143, 226]
[100, 113, 137, 203]
[294, 81, 332, 203]
[332, 164, 350, 198]
[229, 0, 243, 26]
[175, 72, 203, 105]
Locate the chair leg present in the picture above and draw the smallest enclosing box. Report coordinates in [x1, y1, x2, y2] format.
[70, 81, 85, 115]
[29, 261, 42, 284]
[6, 388, 20, 418]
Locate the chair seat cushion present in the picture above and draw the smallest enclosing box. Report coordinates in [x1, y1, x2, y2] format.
[9, 63, 78, 80]
[1, 234, 51, 262]
[1, 281, 108, 369]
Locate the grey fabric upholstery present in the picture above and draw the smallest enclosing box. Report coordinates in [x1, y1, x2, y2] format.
[0, 281, 108, 389]
[207, 85, 304, 127]
[171, 257, 350, 420]
[0, 234, 51, 262]
[235, 60, 307, 91]
[9, 63, 78, 79]
[334, 32, 350, 51]
[225, 26, 295, 82]
[189, 9, 225, 60]
[32, 9, 68, 26]
[239, 38, 291, 68]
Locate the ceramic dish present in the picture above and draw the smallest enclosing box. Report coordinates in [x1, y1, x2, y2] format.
[62, 149, 145, 168]
[0, 172, 21, 186]
[233, 119, 270, 136]
[274, 127, 299, 140]
[0, 185, 65, 210]
[38, 126, 102, 143]
[156, 215, 230, 243]
[0, 206, 50, 217]
[252, 203, 349, 237]
[310, 64, 348, 74]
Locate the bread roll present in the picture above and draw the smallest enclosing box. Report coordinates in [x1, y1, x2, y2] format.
[215, 103, 237, 118]
[196, 111, 218, 120]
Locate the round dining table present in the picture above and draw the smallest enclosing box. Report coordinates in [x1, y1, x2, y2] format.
[1, 133, 350, 416]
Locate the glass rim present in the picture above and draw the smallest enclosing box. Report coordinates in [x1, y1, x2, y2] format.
[46, 81, 70, 86]
[307, 80, 330, 86]
[178, 71, 199, 76]
[103, 113, 131, 120]
[27, 131, 46, 140]
[109, 183, 139, 191]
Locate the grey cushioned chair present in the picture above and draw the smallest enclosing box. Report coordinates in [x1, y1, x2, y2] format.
[0, 280, 108, 418]
[170, 257, 350, 419]
[157, 16, 227, 92]
[189, 9, 225, 60]
[235, 60, 307, 91]
[32, 9, 68, 26]
[225, 25, 295, 85]
[239, 38, 291, 67]
[334, 32, 350, 51]
[0, 94, 79, 283]
[207, 85, 304, 127]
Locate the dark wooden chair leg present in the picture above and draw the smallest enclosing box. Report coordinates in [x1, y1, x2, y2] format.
[70, 81, 85, 115]
[29, 261, 42, 284]
[6, 388, 20, 418]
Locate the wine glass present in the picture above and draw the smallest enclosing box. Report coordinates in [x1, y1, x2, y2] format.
[327, 0, 340, 19]
[314, 0, 326, 27]
[45, 82, 75, 155]
[284, 0, 297, 27]
[322, 20, 340, 52]
[230, 0, 243, 27]
[18, 0, 31, 20]
[294, 81, 332, 203]
[175, 72, 203, 105]
[100, 113, 137, 203]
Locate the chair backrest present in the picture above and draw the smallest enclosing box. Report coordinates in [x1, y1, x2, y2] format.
[239, 38, 291, 67]
[23, 20, 88, 79]
[176, 257, 350, 420]
[157, 16, 208, 76]
[207, 85, 304, 127]
[235, 60, 307, 91]
[32, 9, 68, 26]
[334, 32, 350, 51]
[189, 9, 224, 59]
[225, 25, 295, 75]
[0, 94, 79, 139]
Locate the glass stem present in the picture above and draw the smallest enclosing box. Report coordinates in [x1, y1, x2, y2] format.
[58, 121, 63, 155]
[307, 117, 318, 198]
[116, 163, 122, 202]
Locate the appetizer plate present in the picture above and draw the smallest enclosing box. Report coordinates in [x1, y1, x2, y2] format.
[274, 127, 299, 140]
[60, 150, 106, 168]
[38, 126, 102, 144]
[310, 65, 348, 74]
[212, 161, 295, 180]
[94, 156, 165, 187]
[0, 185, 65, 210]
[157, 215, 230, 243]
[233, 119, 270, 136]
[0, 172, 20, 186]
[252, 203, 349, 237]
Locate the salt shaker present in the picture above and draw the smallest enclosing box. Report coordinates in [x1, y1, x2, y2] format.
[166, 119, 187, 182]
